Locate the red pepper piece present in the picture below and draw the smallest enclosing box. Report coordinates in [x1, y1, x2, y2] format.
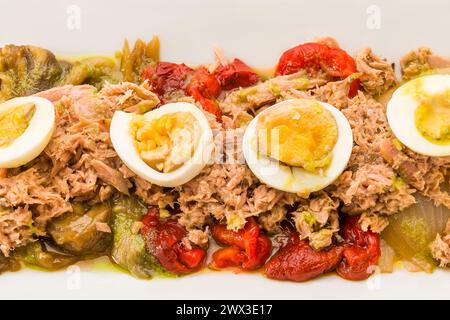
[263, 234, 343, 282]
[187, 67, 221, 99]
[214, 58, 260, 90]
[141, 207, 206, 275]
[210, 217, 271, 271]
[186, 67, 223, 121]
[275, 42, 360, 97]
[142, 62, 194, 99]
[336, 215, 381, 281]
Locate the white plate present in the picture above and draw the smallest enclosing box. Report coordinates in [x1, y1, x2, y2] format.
[0, 0, 449, 300]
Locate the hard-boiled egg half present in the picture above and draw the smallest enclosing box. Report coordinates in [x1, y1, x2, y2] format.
[0, 97, 55, 168]
[110, 102, 214, 187]
[387, 74, 450, 156]
[243, 99, 353, 194]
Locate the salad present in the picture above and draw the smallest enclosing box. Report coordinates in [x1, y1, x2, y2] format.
[0, 36, 449, 282]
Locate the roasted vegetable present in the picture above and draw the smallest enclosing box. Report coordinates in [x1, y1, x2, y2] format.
[118, 37, 160, 83]
[382, 197, 449, 272]
[378, 239, 395, 273]
[0, 45, 68, 101]
[186, 67, 223, 121]
[0, 44, 127, 101]
[214, 58, 260, 90]
[0, 252, 20, 274]
[142, 61, 193, 99]
[264, 236, 343, 282]
[61, 57, 122, 89]
[210, 217, 271, 271]
[275, 42, 360, 97]
[47, 202, 112, 256]
[337, 215, 381, 280]
[111, 195, 168, 279]
[141, 207, 206, 275]
[14, 241, 76, 270]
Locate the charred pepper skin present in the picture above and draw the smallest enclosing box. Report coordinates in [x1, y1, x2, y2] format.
[337, 215, 381, 281]
[142, 58, 259, 121]
[186, 67, 223, 121]
[263, 234, 343, 282]
[210, 217, 272, 271]
[141, 207, 206, 275]
[141, 62, 194, 100]
[263, 215, 380, 282]
[275, 42, 360, 97]
[214, 58, 260, 90]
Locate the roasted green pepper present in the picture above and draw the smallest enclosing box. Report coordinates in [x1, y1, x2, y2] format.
[14, 241, 76, 271]
[111, 195, 169, 279]
[47, 202, 113, 256]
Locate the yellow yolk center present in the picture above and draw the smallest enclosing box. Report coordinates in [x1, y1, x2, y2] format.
[410, 80, 450, 145]
[256, 100, 338, 172]
[0, 103, 35, 148]
[130, 112, 199, 173]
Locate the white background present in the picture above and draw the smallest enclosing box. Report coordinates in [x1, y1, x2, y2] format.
[0, 0, 449, 299]
[0, 0, 449, 66]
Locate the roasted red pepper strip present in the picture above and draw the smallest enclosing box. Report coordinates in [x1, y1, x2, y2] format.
[214, 58, 260, 90]
[263, 234, 343, 282]
[347, 78, 361, 98]
[336, 215, 381, 281]
[187, 67, 221, 99]
[275, 42, 360, 97]
[142, 59, 258, 121]
[186, 67, 223, 121]
[141, 62, 194, 100]
[210, 246, 246, 269]
[210, 217, 271, 271]
[141, 207, 206, 275]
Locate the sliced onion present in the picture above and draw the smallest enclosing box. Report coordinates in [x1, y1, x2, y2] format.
[378, 239, 395, 273]
[402, 261, 423, 272]
[382, 197, 450, 273]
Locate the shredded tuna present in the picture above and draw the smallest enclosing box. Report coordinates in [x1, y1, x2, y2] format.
[431, 219, 450, 267]
[311, 76, 355, 109]
[176, 163, 298, 232]
[123, 166, 175, 209]
[355, 47, 397, 96]
[0, 82, 155, 253]
[0, 168, 71, 225]
[426, 54, 450, 70]
[359, 212, 389, 233]
[0, 207, 34, 256]
[90, 159, 131, 194]
[293, 192, 339, 250]
[135, 180, 175, 208]
[187, 228, 209, 249]
[258, 205, 287, 234]
[401, 47, 450, 80]
[331, 92, 416, 217]
[99, 81, 160, 113]
[400, 47, 433, 80]
[380, 139, 450, 208]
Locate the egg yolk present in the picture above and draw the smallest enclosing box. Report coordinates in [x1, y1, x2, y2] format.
[256, 100, 338, 172]
[130, 112, 199, 173]
[408, 80, 450, 145]
[0, 103, 35, 148]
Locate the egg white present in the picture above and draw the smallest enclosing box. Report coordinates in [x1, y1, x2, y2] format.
[110, 102, 214, 187]
[387, 74, 450, 157]
[242, 99, 353, 194]
[0, 97, 55, 168]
